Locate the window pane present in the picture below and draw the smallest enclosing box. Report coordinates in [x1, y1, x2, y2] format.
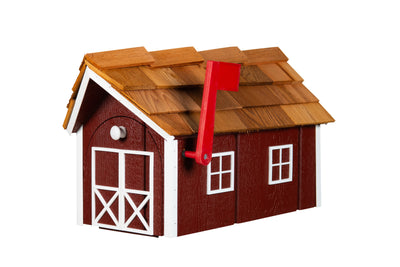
[210, 174, 220, 191]
[221, 155, 231, 171]
[281, 164, 290, 180]
[272, 165, 280, 181]
[281, 148, 290, 163]
[211, 156, 220, 173]
[221, 173, 232, 189]
[272, 149, 280, 164]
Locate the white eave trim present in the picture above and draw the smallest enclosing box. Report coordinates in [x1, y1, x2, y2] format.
[66, 66, 174, 141]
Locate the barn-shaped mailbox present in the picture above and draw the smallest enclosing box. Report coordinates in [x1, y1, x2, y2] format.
[63, 46, 334, 237]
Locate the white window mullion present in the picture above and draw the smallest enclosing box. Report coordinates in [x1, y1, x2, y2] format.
[219, 155, 222, 190]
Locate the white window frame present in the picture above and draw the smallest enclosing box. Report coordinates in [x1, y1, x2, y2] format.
[207, 151, 235, 195]
[268, 144, 293, 185]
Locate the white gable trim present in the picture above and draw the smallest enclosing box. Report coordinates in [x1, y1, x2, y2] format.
[66, 66, 174, 141]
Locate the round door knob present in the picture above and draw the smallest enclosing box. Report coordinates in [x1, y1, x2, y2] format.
[110, 126, 127, 140]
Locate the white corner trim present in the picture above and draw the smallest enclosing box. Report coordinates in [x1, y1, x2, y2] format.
[164, 139, 178, 237]
[316, 125, 321, 207]
[66, 66, 174, 141]
[76, 126, 83, 225]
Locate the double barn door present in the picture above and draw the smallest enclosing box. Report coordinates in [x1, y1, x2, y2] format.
[91, 147, 154, 235]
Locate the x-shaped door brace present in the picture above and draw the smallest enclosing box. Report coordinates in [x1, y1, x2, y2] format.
[124, 192, 150, 231]
[94, 187, 150, 231]
[94, 188, 119, 226]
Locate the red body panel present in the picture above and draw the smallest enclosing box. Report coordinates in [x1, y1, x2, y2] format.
[236, 128, 300, 223]
[298, 126, 316, 209]
[178, 135, 236, 236]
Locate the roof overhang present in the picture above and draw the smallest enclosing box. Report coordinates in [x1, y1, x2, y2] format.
[65, 66, 175, 141]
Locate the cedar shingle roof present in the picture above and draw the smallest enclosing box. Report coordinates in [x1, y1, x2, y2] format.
[64, 46, 334, 136]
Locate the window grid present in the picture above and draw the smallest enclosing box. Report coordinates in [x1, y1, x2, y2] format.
[268, 144, 293, 185]
[207, 151, 235, 195]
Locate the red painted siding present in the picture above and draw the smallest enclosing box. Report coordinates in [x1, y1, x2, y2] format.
[178, 135, 236, 236]
[298, 126, 316, 209]
[82, 85, 164, 236]
[236, 128, 299, 223]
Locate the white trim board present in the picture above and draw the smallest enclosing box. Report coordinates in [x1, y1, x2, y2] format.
[66, 66, 174, 141]
[316, 125, 321, 207]
[76, 126, 83, 225]
[164, 139, 178, 237]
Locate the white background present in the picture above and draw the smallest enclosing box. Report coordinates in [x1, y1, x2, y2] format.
[1, 1, 399, 266]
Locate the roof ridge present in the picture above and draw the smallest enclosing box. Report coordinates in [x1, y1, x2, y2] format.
[149, 47, 204, 68]
[84, 46, 155, 70]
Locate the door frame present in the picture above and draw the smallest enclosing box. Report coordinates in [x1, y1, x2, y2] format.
[91, 146, 154, 235]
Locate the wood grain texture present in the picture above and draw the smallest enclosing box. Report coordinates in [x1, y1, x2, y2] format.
[104, 67, 157, 90]
[140, 67, 185, 88]
[229, 85, 282, 107]
[199, 47, 248, 63]
[178, 135, 236, 236]
[125, 89, 201, 114]
[150, 47, 204, 68]
[185, 86, 242, 111]
[63, 98, 75, 129]
[85, 47, 155, 69]
[243, 47, 288, 65]
[258, 63, 293, 84]
[239, 65, 273, 85]
[281, 103, 335, 125]
[85, 61, 125, 90]
[238, 106, 296, 130]
[236, 128, 299, 223]
[298, 126, 316, 210]
[64, 46, 334, 137]
[278, 62, 304, 82]
[171, 65, 206, 85]
[149, 113, 195, 136]
[291, 83, 319, 102]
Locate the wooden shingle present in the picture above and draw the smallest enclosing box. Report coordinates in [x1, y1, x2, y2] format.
[139, 67, 186, 88]
[199, 47, 248, 64]
[85, 47, 155, 70]
[104, 67, 157, 90]
[281, 103, 334, 125]
[243, 47, 288, 65]
[258, 63, 292, 84]
[239, 65, 273, 85]
[125, 89, 201, 114]
[150, 47, 204, 68]
[229, 85, 282, 107]
[171, 65, 206, 86]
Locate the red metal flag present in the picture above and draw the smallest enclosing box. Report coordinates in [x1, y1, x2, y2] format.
[184, 61, 241, 165]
